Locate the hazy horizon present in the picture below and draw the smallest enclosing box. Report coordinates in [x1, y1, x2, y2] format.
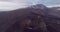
[0, 0, 60, 11]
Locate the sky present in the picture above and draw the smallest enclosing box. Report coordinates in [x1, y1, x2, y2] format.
[9, 0, 60, 6]
[0, 0, 60, 11]
[0, 1, 29, 11]
[0, 0, 60, 6]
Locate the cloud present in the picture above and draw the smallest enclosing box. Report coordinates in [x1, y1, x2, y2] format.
[47, 5, 60, 8]
[0, 1, 28, 11]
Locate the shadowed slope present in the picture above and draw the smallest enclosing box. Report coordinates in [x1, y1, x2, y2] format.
[0, 4, 47, 32]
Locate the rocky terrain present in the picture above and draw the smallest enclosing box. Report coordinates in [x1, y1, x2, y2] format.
[0, 4, 60, 32]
